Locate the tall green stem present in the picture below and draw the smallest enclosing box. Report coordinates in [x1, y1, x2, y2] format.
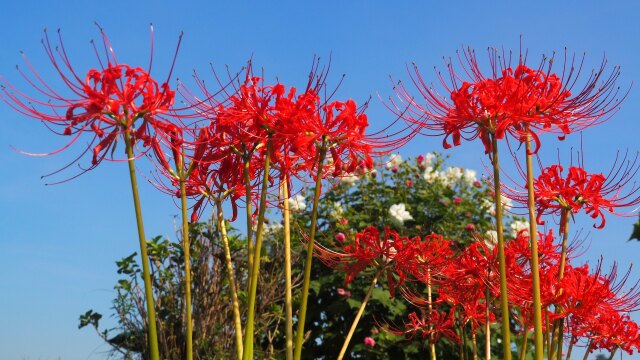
[427, 268, 436, 360]
[243, 142, 272, 360]
[123, 131, 160, 360]
[472, 331, 478, 360]
[179, 176, 193, 360]
[282, 178, 294, 360]
[337, 271, 380, 360]
[244, 158, 254, 293]
[566, 335, 576, 360]
[581, 341, 592, 360]
[293, 140, 327, 360]
[550, 209, 570, 360]
[490, 134, 513, 360]
[215, 199, 244, 359]
[519, 329, 528, 360]
[485, 285, 491, 360]
[524, 136, 544, 360]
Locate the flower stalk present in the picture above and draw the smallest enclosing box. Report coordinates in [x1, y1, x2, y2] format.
[124, 130, 160, 360]
[215, 198, 244, 359]
[294, 140, 328, 359]
[524, 134, 544, 360]
[549, 208, 571, 360]
[337, 271, 380, 360]
[178, 163, 194, 360]
[282, 178, 294, 360]
[243, 141, 273, 360]
[244, 157, 255, 293]
[490, 133, 513, 360]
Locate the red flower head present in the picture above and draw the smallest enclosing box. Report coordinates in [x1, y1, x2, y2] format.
[313, 226, 438, 297]
[390, 47, 624, 154]
[502, 151, 640, 229]
[1, 25, 183, 179]
[384, 309, 460, 344]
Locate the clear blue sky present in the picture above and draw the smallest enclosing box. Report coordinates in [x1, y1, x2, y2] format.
[1, 1, 640, 359]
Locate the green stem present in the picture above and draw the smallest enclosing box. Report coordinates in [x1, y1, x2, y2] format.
[179, 177, 193, 360]
[244, 158, 254, 294]
[524, 136, 544, 360]
[427, 269, 436, 360]
[581, 340, 592, 360]
[215, 199, 244, 359]
[608, 347, 618, 360]
[550, 209, 570, 360]
[566, 335, 576, 360]
[337, 271, 380, 360]
[462, 321, 468, 360]
[293, 141, 327, 360]
[485, 285, 491, 360]
[519, 329, 528, 360]
[282, 178, 294, 360]
[472, 331, 478, 360]
[556, 319, 564, 360]
[243, 141, 272, 360]
[124, 131, 160, 360]
[490, 134, 513, 360]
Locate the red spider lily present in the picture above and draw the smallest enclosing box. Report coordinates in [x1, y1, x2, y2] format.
[313, 226, 433, 294]
[501, 150, 640, 229]
[390, 47, 623, 153]
[437, 240, 498, 331]
[149, 123, 264, 222]
[503, 229, 567, 327]
[0, 25, 182, 178]
[384, 309, 460, 344]
[313, 226, 401, 285]
[536, 163, 640, 229]
[588, 312, 640, 355]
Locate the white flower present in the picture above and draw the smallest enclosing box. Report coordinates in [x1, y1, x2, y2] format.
[482, 195, 513, 216]
[329, 202, 345, 219]
[288, 194, 307, 211]
[424, 167, 448, 184]
[509, 220, 530, 238]
[340, 173, 360, 186]
[445, 166, 464, 182]
[501, 195, 513, 210]
[463, 169, 477, 184]
[484, 230, 498, 250]
[389, 203, 413, 226]
[386, 153, 403, 169]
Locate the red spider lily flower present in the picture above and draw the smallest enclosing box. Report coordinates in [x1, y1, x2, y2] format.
[503, 229, 566, 327]
[562, 263, 640, 355]
[589, 312, 640, 355]
[313, 226, 432, 295]
[390, 47, 624, 154]
[0, 25, 183, 179]
[313, 226, 403, 286]
[385, 309, 460, 344]
[502, 151, 640, 229]
[148, 122, 263, 222]
[437, 240, 498, 330]
[535, 162, 640, 229]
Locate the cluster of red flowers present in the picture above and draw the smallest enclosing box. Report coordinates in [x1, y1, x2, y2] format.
[1, 27, 400, 221]
[318, 224, 640, 354]
[391, 48, 622, 154]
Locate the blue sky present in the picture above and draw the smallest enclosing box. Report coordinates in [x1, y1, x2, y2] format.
[1, 1, 640, 359]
